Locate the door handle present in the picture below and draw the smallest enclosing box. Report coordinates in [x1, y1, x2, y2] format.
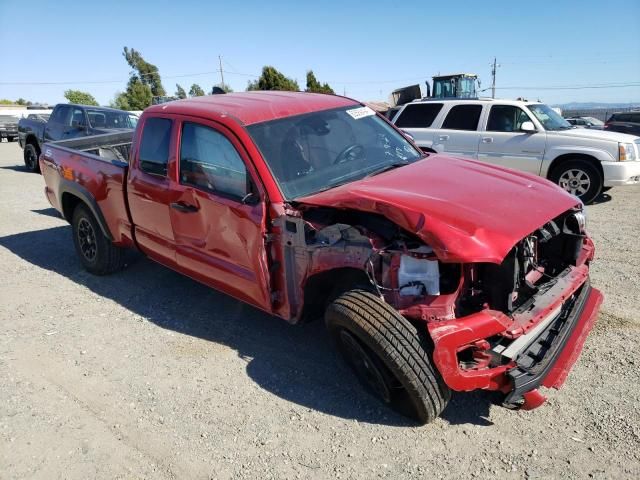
[438, 135, 449, 141]
[482, 137, 493, 143]
[170, 202, 199, 213]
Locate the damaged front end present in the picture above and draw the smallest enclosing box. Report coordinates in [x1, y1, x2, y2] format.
[273, 203, 602, 410]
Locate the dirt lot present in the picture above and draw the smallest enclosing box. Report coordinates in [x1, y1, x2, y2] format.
[0, 141, 639, 479]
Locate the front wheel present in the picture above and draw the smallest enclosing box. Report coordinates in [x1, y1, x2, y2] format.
[325, 290, 450, 424]
[550, 159, 602, 205]
[72, 204, 125, 275]
[23, 143, 41, 173]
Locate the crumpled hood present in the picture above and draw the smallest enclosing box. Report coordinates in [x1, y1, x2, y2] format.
[297, 155, 580, 264]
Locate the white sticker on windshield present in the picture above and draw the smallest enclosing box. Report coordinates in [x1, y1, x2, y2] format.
[346, 106, 375, 120]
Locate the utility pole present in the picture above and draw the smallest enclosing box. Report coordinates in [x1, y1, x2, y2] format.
[490, 57, 499, 99]
[218, 55, 225, 89]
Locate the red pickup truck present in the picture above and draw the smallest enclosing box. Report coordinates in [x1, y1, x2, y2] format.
[40, 92, 603, 424]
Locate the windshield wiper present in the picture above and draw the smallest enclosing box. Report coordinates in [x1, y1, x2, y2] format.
[365, 160, 410, 178]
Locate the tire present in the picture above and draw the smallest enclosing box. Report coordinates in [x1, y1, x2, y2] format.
[71, 204, 125, 275]
[8, 137, 15, 142]
[23, 143, 41, 173]
[550, 159, 602, 205]
[325, 290, 450, 424]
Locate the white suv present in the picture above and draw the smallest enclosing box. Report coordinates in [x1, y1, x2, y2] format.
[390, 98, 640, 204]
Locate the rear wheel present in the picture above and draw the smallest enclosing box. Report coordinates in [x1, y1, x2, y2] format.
[71, 204, 125, 275]
[550, 159, 602, 205]
[23, 143, 40, 173]
[325, 290, 450, 424]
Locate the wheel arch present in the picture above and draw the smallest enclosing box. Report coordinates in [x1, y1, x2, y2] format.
[546, 153, 603, 183]
[300, 267, 372, 323]
[59, 181, 113, 241]
[24, 134, 40, 153]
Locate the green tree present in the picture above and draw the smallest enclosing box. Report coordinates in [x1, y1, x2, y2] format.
[189, 84, 205, 97]
[212, 83, 233, 93]
[305, 70, 335, 94]
[64, 89, 99, 106]
[15, 98, 27, 105]
[175, 84, 187, 99]
[0, 99, 13, 105]
[246, 66, 299, 91]
[122, 47, 166, 97]
[112, 80, 152, 110]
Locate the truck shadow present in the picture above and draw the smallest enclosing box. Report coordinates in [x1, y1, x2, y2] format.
[0, 224, 498, 427]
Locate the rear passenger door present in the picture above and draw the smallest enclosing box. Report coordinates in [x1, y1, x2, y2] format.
[169, 116, 272, 311]
[433, 104, 484, 158]
[477, 104, 546, 174]
[127, 116, 178, 267]
[392, 103, 444, 151]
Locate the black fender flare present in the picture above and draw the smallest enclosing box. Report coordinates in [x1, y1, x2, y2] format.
[59, 179, 113, 241]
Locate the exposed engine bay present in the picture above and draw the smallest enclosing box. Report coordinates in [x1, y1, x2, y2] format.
[280, 205, 588, 325]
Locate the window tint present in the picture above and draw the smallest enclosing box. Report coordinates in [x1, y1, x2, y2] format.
[631, 113, 640, 123]
[487, 105, 531, 132]
[50, 106, 71, 125]
[394, 103, 444, 128]
[139, 117, 172, 176]
[180, 122, 248, 199]
[441, 104, 483, 131]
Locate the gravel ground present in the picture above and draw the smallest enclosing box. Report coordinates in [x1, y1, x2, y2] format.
[0, 141, 639, 479]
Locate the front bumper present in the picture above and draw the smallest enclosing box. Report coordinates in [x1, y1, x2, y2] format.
[428, 266, 603, 410]
[602, 160, 640, 187]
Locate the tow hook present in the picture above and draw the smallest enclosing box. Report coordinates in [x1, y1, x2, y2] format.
[502, 389, 547, 411]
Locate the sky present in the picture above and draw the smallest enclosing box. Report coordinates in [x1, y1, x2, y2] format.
[1, 0, 639, 106]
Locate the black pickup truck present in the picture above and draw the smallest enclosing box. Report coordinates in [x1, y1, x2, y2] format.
[18, 103, 137, 172]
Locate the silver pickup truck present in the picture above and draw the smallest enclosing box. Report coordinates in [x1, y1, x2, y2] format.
[391, 98, 640, 204]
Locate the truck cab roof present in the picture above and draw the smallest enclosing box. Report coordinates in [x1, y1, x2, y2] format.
[144, 91, 359, 126]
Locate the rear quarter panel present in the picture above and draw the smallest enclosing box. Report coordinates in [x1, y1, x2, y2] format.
[40, 144, 134, 247]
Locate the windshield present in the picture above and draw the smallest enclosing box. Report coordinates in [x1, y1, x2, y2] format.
[247, 106, 423, 199]
[86, 109, 135, 129]
[527, 104, 572, 131]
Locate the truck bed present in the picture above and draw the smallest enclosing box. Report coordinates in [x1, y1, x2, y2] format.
[41, 130, 135, 247]
[47, 130, 134, 164]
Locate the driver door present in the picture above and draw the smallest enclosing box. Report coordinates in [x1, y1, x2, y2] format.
[477, 104, 547, 174]
[169, 116, 272, 311]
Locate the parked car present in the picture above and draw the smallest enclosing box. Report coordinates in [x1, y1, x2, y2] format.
[565, 116, 604, 129]
[604, 111, 640, 136]
[390, 98, 640, 204]
[0, 114, 19, 142]
[18, 103, 136, 173]
[39, 92, 602, 424]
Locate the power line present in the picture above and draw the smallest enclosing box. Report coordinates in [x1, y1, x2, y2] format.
[496, 82, 640, 91]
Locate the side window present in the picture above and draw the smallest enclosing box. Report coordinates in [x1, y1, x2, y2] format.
[50, 106, 71, 125]
[441, 105, 483, 131]
[179, 122, 248, 200]
[631, 113, 640, 123]
[394, 103, 444, 128]
[139, 117, 172, 176]
[70, 108, 85, 127]
[487, 105, 532, 132]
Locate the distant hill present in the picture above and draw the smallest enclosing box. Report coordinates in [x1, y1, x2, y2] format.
[553, 102, 640, 109]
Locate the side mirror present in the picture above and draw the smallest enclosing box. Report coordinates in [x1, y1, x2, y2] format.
[400, 129, 415, 142]
[520, 121, 536, 133]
